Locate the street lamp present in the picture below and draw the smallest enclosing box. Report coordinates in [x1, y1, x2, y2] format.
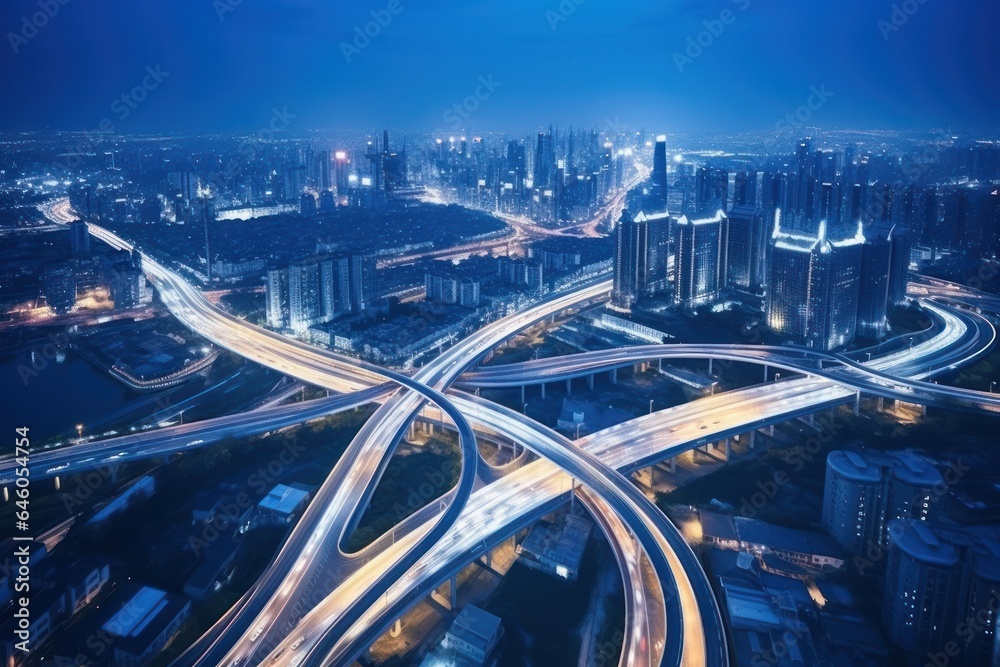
[866, 352, 873, 363]
[774, 373, 781, 382]
[76, 424, 83, 440]
[991, 381, 997, 394]
[523, 403, 529, 415]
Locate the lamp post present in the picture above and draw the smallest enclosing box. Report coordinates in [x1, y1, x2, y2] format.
[991, 381, 997, 394]
[774, 373, 781, 382]
[76, 423, 83, 440]
[523, 403, 529, 415]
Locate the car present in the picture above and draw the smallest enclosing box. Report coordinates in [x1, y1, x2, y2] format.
[250, 625, 264, 642]
[290, 636, 305, 650]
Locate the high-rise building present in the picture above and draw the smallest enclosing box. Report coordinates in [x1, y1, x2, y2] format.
[883, 521, 1000, 662]
[766, 215, 864, 350]
[856, 226, 893, 339]
[725, 205, 766, 290]
[610, 210, 648, 312]
[44, 263, 77, 314]
[69, 220, 90, 258]
[822, 450, 942, 554]
[459, 278, 481, 308]
[673, 210, 727, 309]
[425, 274, 459, 304]
[265, 267, 289, 329]
[288, 259, 321, 332]
[108, 252, 145, 310]
[649, 135, 668, 212]
[643, 212, 672, 295]
[349, 254, 377, 312]
[887, 225, 912, 306]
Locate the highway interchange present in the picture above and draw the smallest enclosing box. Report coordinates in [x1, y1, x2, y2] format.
[15, 197, 1000, 667]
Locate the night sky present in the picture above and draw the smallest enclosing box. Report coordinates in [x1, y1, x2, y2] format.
[2, 0, 997, 134]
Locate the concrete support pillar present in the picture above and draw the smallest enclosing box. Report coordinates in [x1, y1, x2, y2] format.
[807, 413, 815, 426]
[54, 476, 61, 491]
[110, 465, 119, 484]
[450, 574, 458, 609]
[541, 383, 546, 399]
[764, 364, 769, 382]
[521, 385, 525, 405]
[854, 392, 861, 416]
[658, 359, 662, 372]
[768, 424, 775, 437]
[390, 618, 402, 637]
[569, 477, 576, 511]
[724, 438, 731, 459]
[709, 358, 714, 375]
[611, 368, 618, 384]
[648, 466, 656, 488]
[668, 457, 676, 473]
[877, 397, 885, 412]
[587, 374, 594, 390]
[566, 379, 572, 395]
[749, 430, 756, 449]
[922, 404, 928, 417]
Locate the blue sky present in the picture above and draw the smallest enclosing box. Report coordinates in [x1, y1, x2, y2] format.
[2, 0, 997, 134]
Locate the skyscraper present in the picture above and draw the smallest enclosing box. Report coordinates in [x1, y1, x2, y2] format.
[610, 210, 648, 313]
[288, 259, 321, 332]
[673, 210, 727, 309]
[766, 215, 864, 350]
[69, 220, 90, 258]
[887, 225, 912, 306]
[725, 205, 766, 290]
[265, 267, 289, 329]
[349, 254, 377, 313]
[44, 263, 77, 314]
[856, 226, 893, 339]
[649, 135, 668, 212]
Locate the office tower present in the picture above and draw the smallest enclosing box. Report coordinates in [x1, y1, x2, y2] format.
[459, 279, 481, 308]
[725, 205, 766, 290]
[283, 165, 306, 201]
[299, 192, 317, 216]
[643, 212, 672, 295]
[334, 151, 350, 195]
[883, 521, 1000, 662]
[767, 216, 864, 350]
[649, 135, 668, 212]
[108, 253, 145, 310]
[349, 254, 377, 312]
[265, 267, 289, 329]
[674, 210, 727, 309]
[610, 210, 648, 312]
[533, 129, 554, 188]
[288, 259, 321, 332]
[695, 167, 729, 212]
[44, 263, 77, 314]
[822, 450, 942, 554]
[856, 226, 893, 339]
[887, 225, 912, 306]
[310, 149, 331, 191]
[69, 220, 90, 258]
